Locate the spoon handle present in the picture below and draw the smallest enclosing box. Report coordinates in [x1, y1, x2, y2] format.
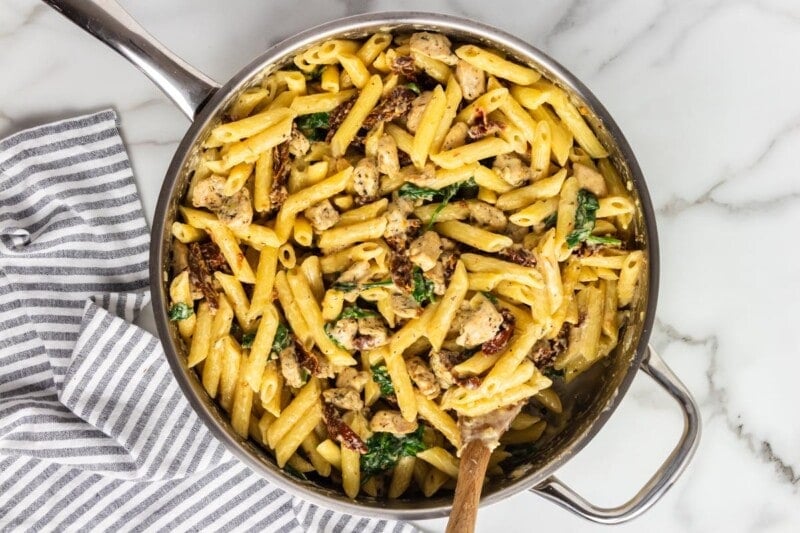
[446, 440, 492, 533]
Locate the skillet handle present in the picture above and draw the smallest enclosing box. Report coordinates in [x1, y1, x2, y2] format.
[530, 345, 701, 524]
[43, 0, 220, 120]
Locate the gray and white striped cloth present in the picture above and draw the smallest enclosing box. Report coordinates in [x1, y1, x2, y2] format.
[0, 110, 415, 532]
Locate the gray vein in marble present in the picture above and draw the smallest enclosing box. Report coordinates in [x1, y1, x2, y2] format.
[655, 320, 800, 488]
[542, 0, 591, 49]
[658, 115, 800, 216]
[0, 3, 47, 40]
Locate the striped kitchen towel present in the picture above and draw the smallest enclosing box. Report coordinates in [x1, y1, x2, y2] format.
[0, 110, 414, 533]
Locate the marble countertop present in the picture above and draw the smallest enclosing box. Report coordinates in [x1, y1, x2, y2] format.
[2, 0, 798, 531]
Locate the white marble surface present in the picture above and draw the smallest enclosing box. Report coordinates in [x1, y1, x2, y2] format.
[2, 0, 798, 531]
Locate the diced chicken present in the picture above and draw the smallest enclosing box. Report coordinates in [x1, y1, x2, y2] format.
[326, 318, 358, 351]
[383, 198, 421, 251]
[369, 410, 419, 435]
[353, 157, 380, 202]
[455, 59, 486, 101]
[353, 316, 389, 350]
[323, 387, 364, 411]
[305, 199, 340, 231]
[405, 91, 433, 134]
[573, 163, 608, 197]
[493, 153, 532, 187]
[376, 133, 400, 176]
[406, 356, 439, 399]
[408, 231, 442, 272]
[214, 187, 253, 230]
[390, 294, 422, 319]
[455, 295, 505, 348]
[289, 124, 311, 157]
[192, 175, 253, 230]
[410, 32, 458, 65]
[279, 344, 306, 388]
[426, 262, 447, 296]
[429, 349, 466, 389]
[192, 174, 226, 210]
[505, 222, 528, 243]
[405, 163, 437, 188]
[336, 260, 371, 285]
[441, 122, 469, 151]
[336, 367, 370, 392]
[468, 201, 507, 232]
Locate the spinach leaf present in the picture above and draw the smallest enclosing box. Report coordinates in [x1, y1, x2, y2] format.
[295, 112, 330, 141]
[360, 426, 426, 478]
[332, 279, 394, 292]
[339, 306, 377, 320]
[397, 182, 439, 202]
[565, 189, 600, 247]
[241, 333, 256, 349]
[481, 291, 498, 304]
[324, 322, 345, 349]
[411, 267, 436, 305]
[370, 364, 394, 396]
[304, 66, 323, 81]
[585, 235, 622, 247]
[405, 82, 421, 95]
[271, 323, 292, 358]
[168, 303, 193, 321]
[542, 367, 564, 380]
[283, 463, 308, 480]
[543, 211, 558, 230]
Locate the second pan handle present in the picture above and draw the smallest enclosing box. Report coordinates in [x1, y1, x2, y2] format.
[43, 0, 221, 120]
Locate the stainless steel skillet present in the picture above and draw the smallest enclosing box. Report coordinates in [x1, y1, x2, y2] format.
[44, 0, 701, 523]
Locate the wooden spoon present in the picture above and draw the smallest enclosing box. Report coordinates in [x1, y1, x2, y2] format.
[446, 402, 525, 533]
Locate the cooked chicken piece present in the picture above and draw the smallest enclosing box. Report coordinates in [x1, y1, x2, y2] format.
[353, 157, 380, 202]
[408, 231, 442, 272]
[429, 349, 467, 389]
[493, 153, 532, 187]
[353, 316, 389, 350]
[336, 260, 371, 285]
[391, 294, 422, 319]
[192, 174, 227, 210]
[192, 175, 253, 230]
[426, 262, 447, 296]
[376, 133, 400, 176]
[406, 356, 439, 399]
[214, 187, 253, 230]
[467, 201, 507, 232]
[279, 344, 306, 388]
[441, 122, 469, 151]
[305, 199, 340, 231]
[323, 387, 364, 411]
[455, 59, 486, 101]
[288, 124, 311, 157]
[505, 222, 529, 243]
[384, 198, 421, 250]
[455, 295, 505, 348]
[405, 91, 433, 134]
[410, 32, 457, 65]
[573, 162, 608, 197]
[336, 367, 370, 393]
[370, 410, 419, 435]
[326, 318, 358, 351]
[405, 163, 437, 188]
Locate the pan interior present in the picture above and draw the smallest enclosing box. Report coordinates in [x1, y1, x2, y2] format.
[155, 14, 655, 518]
